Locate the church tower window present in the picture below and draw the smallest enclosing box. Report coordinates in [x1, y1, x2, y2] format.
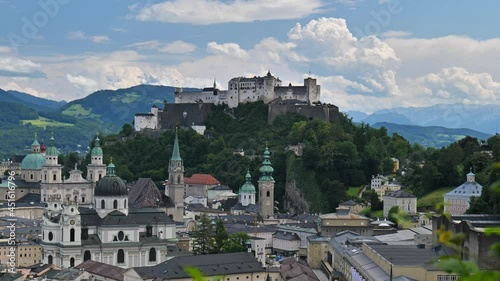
[113, 200, 118, 209]
[53, 174, 56, 181]
[101, 199, 105, 209]
[70, 228, 75, 242]
[48, 255, 53, 264]
[70, 257, 75, 267]
[84, 250, 91, 261]
[149, 248, 156, 262]
[48, 232, 53, 241]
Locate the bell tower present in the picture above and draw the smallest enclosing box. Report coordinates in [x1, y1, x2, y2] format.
[258, 146, 275, 218]
[166, 130, 185, 221]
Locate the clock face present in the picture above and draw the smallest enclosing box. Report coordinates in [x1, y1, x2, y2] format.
[70, 220, 75, 225]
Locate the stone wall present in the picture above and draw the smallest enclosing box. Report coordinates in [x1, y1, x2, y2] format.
[268, 98, 339, 124]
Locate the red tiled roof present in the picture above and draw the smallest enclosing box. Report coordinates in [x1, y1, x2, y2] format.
[184, 174, 220, 185]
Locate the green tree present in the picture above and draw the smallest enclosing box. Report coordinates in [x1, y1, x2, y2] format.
[213, 220, 228, 254]
[222, 232, 251, 253]
[120, 123, 134, 136]
[192, 213, 215, 255]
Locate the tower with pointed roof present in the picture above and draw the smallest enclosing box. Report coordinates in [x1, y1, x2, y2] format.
[239, 170, 256, 206]
[41, 133, 62, 184]
[258, 146, 275, 218]
[166, 130, 185, 221]
[87, 134, 107, 182]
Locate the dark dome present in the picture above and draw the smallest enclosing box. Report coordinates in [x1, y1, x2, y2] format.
[94, 163, 128, 196]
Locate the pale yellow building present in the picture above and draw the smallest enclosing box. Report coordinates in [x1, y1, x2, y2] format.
[0, 240, 42, 268]
[319, 207, 372, 237]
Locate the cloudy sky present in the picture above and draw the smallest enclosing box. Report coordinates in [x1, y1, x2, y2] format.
[1, 0, 499, 112]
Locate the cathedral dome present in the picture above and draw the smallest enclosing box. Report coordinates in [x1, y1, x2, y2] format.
[95, 162, 128, 196]
[45, 135, 59, 156]
[240, 170, 256, 194]
[21, 153, 46, 170]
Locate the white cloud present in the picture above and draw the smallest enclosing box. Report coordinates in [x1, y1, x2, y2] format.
[131, 0, 324, 24]
[159, 40, 197, 54]
[0, 57, 46, 78]
[380, 30, 412, 38]
[112, 27, 127, 33]
[207, 42, 248, 59]
[66, 31, 110, 43]
[127, 40, 162, 50]
[66, 74, 99, 93]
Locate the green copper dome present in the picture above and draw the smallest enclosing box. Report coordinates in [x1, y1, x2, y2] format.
[21, 154, 46, 170]
[95, 162, 128, 196]
[45, 135, 59, 156]
[21, 135, 45, 169]
[91, 135, 104, 157]
[259, 146, 274, 181]
[240, 170, 256, 194]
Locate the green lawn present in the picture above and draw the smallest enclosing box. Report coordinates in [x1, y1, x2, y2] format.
[21, 117, 74, 128]
[62, 104, 100, 118]
[347, 186, 361, 197]
[418, 187, 454, 209]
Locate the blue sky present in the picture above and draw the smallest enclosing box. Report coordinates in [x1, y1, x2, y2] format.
[1, 0, 499, 112]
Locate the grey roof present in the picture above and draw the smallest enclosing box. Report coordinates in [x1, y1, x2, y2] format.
[384, 190, 416, 198]
[445, 181, 483, 198]
[0, 272, 24, 281]
[339, 200, 358, 206]
[79, 207, 175, 227]
[225, 223, 276, 235]
[280, 258, 319, 281]
[11, 178, 41, 189]
[128, 178, 175, 209]
[368, 244, 447, 266]
[51, 268, 84, 280]
[273, 231, 300, 241]
[75, 260, 126, 281]
[133, 252, 264, 280]
[0, 193, 43, 208]
[210, 184, 232, 191]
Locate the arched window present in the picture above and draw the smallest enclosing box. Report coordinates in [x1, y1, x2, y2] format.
[146, 226, 152, 237]
[30, 174, 33, 180]
[124, 199, 127, 208]
[82, 196, 85, 203]
[98, 174, 102, 180]
[149, 248, 156, 262]
[101, 199, 105, 209]
[74, 196, 78, 202]
[70, 257, 75, 267]
[113, 200, 118, 209]
[84, 250, 91, 261]
[117, 249, 124, 264]
[44, 174, 47, 181]
[48, 255, 53, 264]
[177, 175, 181, 184]
[70, 228, 75, 242]
[266, 191, 270, 197]
[90, 173, 93, 180]
[53, 174, 56, 181]
[48, 232, 53, 241]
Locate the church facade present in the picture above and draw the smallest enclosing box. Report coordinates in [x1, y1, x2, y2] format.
[40, 162, 177, 268]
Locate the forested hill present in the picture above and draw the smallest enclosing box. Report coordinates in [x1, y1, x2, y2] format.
[95, 102, 499, 214]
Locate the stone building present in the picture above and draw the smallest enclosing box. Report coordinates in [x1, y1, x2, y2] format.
[0, 240, 42, 267]
[267, 98, 339, 124]
[184, 174, 220, 198]
[40, 134, 104, 207]
[383, 190, 417, 217]
[432, 214, 500, 270]
[318, 207, 372, 237]
[40, 162, 177, 269]
[444, 171, 483, 216]
[175, 71, 320, 109]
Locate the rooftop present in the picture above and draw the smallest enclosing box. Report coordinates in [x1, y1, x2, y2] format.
[184, 174, 220, 185]
[75, 260, 126, 281]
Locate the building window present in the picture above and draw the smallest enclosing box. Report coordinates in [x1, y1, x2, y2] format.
[99, 174, 102, 180]
[70, 228, 75, 242]
[81, 228, 88, 240]
[177, 175, 181, 183]
[267, 191, 270, 197]
[53, 174, 56, 181]
[146, 226, 153, 237]
[84, 250, 91, 261]
[48, 255, 53, 264]
[82, 196, 85, 203]
[113, 200, 118, 209]
[70, 257, 75, 267]
[117, 249, 125, 264]
[30, 174, 33, 180]
[48, 232, 53, 241]
[149, 248, 156, 262]
[101, 199, 105, 209]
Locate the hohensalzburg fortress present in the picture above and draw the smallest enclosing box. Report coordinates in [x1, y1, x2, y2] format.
[175, 71, 321, 108]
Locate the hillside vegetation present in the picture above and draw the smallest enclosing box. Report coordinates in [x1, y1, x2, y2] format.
[76, 102, 500, 214]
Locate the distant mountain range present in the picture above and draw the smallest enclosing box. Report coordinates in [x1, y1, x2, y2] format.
[0, 85, 199, 157]
[371, 122, 491, 147]
[347, 104, 499, 135]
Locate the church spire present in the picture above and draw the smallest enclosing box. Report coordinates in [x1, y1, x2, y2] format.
[259, 146, 274, 181]
[171, 129, 182, 161]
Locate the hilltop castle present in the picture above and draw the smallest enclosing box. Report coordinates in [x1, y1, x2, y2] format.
[134, 71, 338, 132]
